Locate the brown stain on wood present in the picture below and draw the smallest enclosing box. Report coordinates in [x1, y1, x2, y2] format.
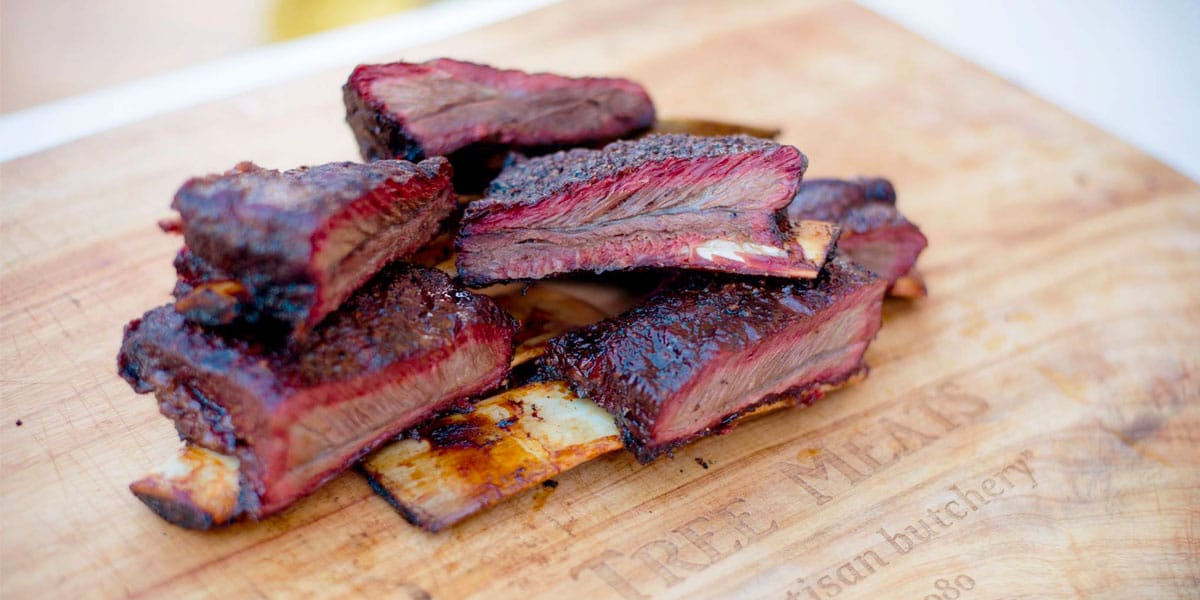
[1099, 425, 1173, 467]
[1036, 365, 1090, 405]
[2, 0, 1199, 598]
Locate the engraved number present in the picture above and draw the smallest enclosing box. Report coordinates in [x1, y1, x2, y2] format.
[934, 579, 960, 599]
[923, 574, 975, 600]
[954, 575, 975, 590]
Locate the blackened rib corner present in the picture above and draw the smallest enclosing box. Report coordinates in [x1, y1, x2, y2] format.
[343, 58, 655, 188]
[119, 264, 516, 525]
[171, 158, 455, 334]
[455, 134, 837, 286]
[542, 257, 886, 463]
[787, 178, 928, 290]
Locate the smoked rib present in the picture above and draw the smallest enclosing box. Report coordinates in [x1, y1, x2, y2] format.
[344, 58, 655, 189]
[120, 264, 515, 526]
[543, 257, 886, 462]
[456, 134, 837, 285]
[170, 158, 454, 334]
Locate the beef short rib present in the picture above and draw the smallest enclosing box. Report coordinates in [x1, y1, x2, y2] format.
[542, 257, 886, 462]
[170, 158, 454, 334]
[456, 134, 837, 286]
[787, 178, 927, 290]
[344, 58, 655, 188]
[119, 264, 515, 522]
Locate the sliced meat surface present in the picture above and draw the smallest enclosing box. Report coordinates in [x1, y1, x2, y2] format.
[119, 264, 516, 523]
[456, 134, 837, 286]
[542, 257, 886, 462]
[787, 177, 927, 290]
[344, 58, 655, 189]
[170, 158, 454, 335]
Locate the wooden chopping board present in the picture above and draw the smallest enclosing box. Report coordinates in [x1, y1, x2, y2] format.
[2, 0, 1198, 597]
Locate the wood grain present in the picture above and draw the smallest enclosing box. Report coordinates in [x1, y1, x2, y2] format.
[2, 0, 1198, 597]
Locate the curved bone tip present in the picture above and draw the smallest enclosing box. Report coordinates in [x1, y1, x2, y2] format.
[130, 445, 245, 530]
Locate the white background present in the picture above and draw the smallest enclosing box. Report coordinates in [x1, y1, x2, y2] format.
[860, 0, 1200, 181]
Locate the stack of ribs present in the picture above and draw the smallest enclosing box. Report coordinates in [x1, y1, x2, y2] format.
[119, 58, 928, 531]
[119, 159, 516, 527]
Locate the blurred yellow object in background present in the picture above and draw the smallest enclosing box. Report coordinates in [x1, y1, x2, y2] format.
[2, 0, 272, 113]
[270, 0, 431, 41]
[2, 0, 438, 113]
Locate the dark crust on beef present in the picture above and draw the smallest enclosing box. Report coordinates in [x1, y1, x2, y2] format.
[171, 158, 454, 331]
[118, 264, 517, 516]
[476, 134, 800, 212]
[124, 264, 515, 405]
[542, 257, 883, 462]
[291, 266, 515, 387]
[173, 158, 450, 277]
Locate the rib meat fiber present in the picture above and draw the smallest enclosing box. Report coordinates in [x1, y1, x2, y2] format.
[119, 264, 516, 520]
[171, 158, 454, 334]
[787, 178, 927, 288]
[456, 134, 837, 286]
[344, 58, 655, 188]
[542, 257, 886, 462]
